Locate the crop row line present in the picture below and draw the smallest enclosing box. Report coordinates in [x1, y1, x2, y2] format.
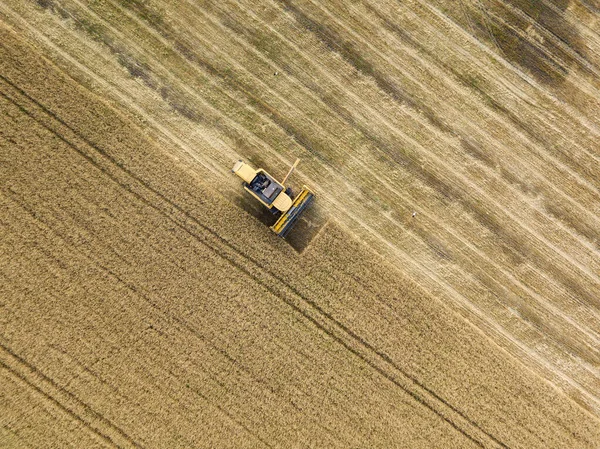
[183, 0, 594, 402]
[98, 0, 600, 355]
[408, 0, 600, 134]
[51, 0, 600, 260]
[278, 0, 600, 279]
[0, 340, 140, 448]
[104, 0, 600, 341]
[201, 0, 600, 302]
[0, 79, 400, 448]
[2, 3, 596, 414]
[353, 0, 600, 197]
[0, 76, 415, 448]
[492, 0, 600, 77]
[10, 0, 600, 356]
[0, 185, 281, 449]
[0, 70, 508, 449]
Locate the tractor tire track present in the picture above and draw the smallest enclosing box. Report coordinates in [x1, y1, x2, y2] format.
[98, 0, 600, 334]
[0, 195, 282, 449]
[69, 0, 600, 353]
[3, 20, 600, 445]
[0, 342, 141, 449]
[0, 63, 510, 449]
[4, 1, 600, 415]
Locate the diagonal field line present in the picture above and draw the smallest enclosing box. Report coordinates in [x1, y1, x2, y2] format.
[2, 3, 596, 416]
[283, 0, 600, 284]
[79, 0, 600, 338]
[0, 70, 512, 449]
[0, 195, 281, 449]
[0, 342, 142, 448]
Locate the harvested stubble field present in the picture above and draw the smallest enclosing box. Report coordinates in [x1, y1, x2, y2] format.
[1, 0, 600, 448]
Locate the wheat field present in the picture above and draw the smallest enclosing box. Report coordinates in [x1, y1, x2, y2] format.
[1, 0, 600, 447]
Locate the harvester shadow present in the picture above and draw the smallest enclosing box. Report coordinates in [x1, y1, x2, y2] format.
[233, 194, 327, 254]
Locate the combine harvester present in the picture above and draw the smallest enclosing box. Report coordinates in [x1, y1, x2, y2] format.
[232, 158, 314, 238]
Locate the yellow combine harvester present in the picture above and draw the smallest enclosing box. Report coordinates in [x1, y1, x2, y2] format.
[232, 158, 314, 237]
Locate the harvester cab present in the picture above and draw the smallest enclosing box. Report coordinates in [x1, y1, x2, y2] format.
[232, 158, 314, 237]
